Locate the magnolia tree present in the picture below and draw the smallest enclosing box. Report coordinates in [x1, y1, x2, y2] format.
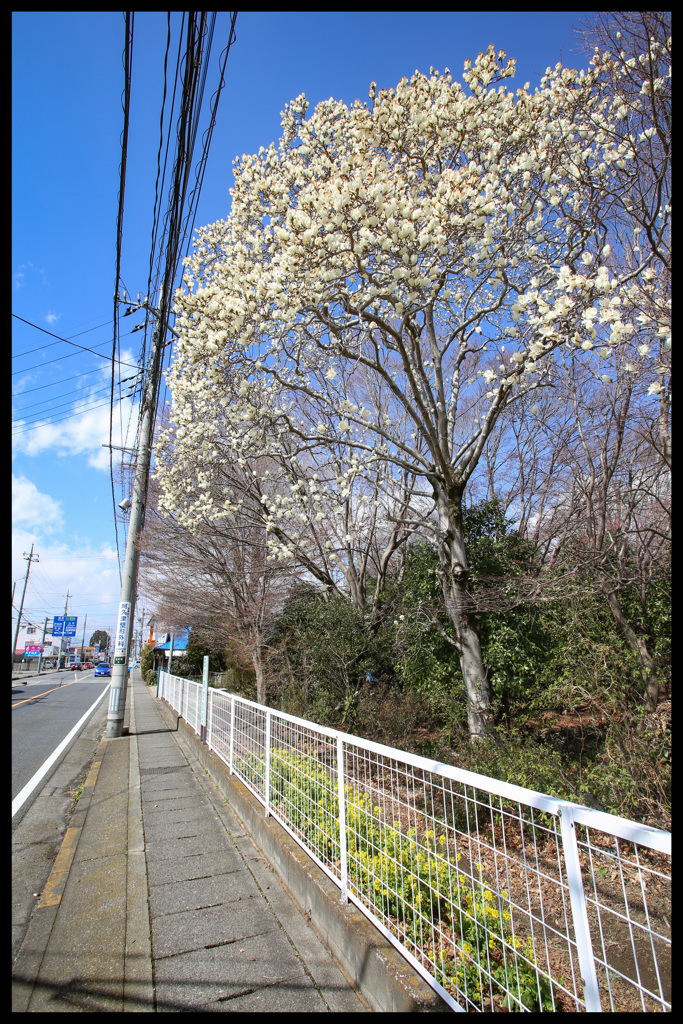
[157, 44, 665, 741]
[156, 405, 418, 614]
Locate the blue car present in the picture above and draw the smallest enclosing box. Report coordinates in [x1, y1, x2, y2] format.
[94, 663, 111, 677]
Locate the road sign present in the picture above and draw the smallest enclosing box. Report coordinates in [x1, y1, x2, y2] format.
[113, 601, 131, 665]
[52, 615, 78, 637]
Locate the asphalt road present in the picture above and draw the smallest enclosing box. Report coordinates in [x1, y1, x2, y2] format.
[12, 668, 111, 816]
[11, 667, 120, 961]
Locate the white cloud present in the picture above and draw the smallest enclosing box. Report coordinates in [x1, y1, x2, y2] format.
[12, 260, 48, 291]
[12, 350, 140, 470]
[44, 310, 62, 326]
[12, 527, 122, 635]
[12, 474, 64, 534]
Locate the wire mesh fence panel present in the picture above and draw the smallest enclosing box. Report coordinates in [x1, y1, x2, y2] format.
[207, 689, 232, 767]
[268, 714, 342, 880]
[157, 674, 671, 1013]
[230, 698, 267, 801]
[572, 816, 671, 1012]
[340, 742, 573, 1011]
[189, 680, 202, 734]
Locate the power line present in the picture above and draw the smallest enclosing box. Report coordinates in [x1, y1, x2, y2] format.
[11, 314, 140, 370]
[12, 396, 134, 436]
[13, 373, 139, 417]
[11, 317, 113, 359]
[154, 13, 238, 423]
[12, 377, 138, 429]
[105, 12, 236, 735]
[111, 11, 135, 583]
[12, 364, 138, 400]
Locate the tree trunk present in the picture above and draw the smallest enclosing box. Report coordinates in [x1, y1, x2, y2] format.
[605, 589, 659, 712]
[252, 641, 267, 705]
[435, 486, 494, 742]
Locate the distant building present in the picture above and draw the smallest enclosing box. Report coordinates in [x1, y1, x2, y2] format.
[12, 621, 60, 664]
[150, 631, 189, 672]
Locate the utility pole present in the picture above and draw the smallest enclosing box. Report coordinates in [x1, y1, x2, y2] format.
[105, 296, 167, 738]
[60, 591, 71, 669]
[80, 614, 87, 663]
[12, 544, 38, 675]
[37, 616, 51, 675]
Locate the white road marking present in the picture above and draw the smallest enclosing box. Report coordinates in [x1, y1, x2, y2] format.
[12, 684, 111, 818]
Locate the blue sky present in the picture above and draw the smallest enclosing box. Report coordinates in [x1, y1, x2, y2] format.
[12, 10, 589, 640]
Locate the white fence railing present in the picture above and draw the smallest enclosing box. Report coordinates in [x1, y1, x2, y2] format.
[158, 671, 671, 1013]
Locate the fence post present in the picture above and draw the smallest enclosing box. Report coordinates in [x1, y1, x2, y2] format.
[264, 709, 272, 817]
[559, 804, 602, 1011]
[200, 656, 209, 743]
[229, 696, 235, 775]
[336, 733, 348, 903]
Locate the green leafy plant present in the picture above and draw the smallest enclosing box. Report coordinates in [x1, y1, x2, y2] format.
[255, 746, 556, 1011]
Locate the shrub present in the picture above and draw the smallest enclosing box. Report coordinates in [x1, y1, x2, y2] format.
[253, 746, 556, 1011]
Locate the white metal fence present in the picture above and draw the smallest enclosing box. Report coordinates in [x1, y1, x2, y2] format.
[158, 671, 671, 1013]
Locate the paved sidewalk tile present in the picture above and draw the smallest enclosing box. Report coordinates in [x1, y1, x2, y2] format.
[135, 678, 368, 1012]
[12, 674, 367, 1012]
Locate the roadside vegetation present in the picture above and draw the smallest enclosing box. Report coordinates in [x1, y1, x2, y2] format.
[140, 12, 670, 832]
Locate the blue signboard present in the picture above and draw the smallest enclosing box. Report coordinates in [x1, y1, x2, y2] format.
[52, 615, 78, 637]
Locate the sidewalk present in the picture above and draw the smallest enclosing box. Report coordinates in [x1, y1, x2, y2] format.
[12, 673, 367, 1012]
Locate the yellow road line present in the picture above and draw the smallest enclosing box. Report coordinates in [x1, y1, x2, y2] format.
[12, 676, 92, 708]
[37, 825, 82, 908]
[83, 759, 101, 789]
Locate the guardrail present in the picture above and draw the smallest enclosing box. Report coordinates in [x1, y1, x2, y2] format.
[158, 671, 671, 1013]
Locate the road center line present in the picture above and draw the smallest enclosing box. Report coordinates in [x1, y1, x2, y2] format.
[12, 684, 111, 819]
[12, 676, 85, 708]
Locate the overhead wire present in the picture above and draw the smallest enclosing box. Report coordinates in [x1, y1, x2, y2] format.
[13, 397, 133, 436]
[12, 364, 140, 400]
[12, 317, 112, 359]
[155, 12, 238, 422]
[124, 13, 188, 492]
[110, 10, 135, 581]
[11, 314, 140, 370]
[143, 12, 205, 463]
[143, 11, 178, 372]
[110, 12, 239, 578]
[13, 376, 138, 430]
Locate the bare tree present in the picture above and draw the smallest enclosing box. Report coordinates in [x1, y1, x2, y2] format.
[141, 477, 296, 704]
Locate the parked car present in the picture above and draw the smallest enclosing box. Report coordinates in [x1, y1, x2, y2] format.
[83, 662, 93, 669]
[94, 663, 111, 677]
[71, 662, 82, 671]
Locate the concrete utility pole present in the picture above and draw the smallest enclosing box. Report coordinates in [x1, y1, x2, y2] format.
[105, 297, 167, 738]
[12, 544, 38, 673]
[60, 591, 71, 669]
[37, 616, 51, 674]
[80, 614, 87, 662]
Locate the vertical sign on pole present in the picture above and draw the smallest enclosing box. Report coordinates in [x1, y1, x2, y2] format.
[108, 601, 131, 721]
[201, 655, 209, 743]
